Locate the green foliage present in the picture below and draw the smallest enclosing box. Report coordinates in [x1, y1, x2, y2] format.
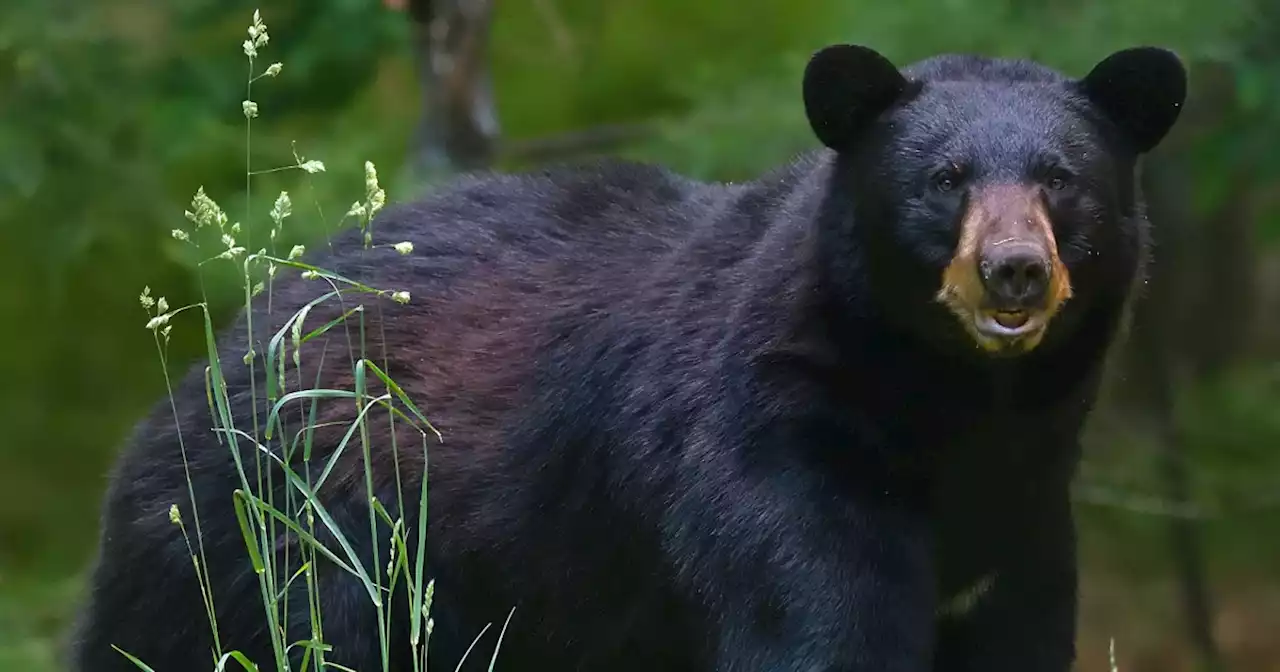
[0, 1, 412, 578]
[627, 0, 1263, 182]
[1181, 365, 1280, 568]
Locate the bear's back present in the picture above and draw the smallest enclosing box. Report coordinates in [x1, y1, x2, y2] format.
[322, 160, 732, 292]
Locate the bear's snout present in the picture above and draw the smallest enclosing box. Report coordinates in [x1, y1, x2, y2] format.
[935, 183, 1074, 354]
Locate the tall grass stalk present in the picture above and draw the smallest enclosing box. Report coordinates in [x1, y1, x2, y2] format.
[111, 9, 498, 672]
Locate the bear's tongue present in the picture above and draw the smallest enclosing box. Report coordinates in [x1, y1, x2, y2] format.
[994, 310, 1029, 329]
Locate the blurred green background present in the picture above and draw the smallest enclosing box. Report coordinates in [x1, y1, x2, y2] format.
[1, 0, 1277, 670]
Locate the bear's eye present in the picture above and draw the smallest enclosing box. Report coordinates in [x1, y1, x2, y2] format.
[1046, 168, 1073, 191]
[932, 168, 962, 193]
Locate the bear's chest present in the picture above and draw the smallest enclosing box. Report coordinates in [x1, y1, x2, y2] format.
[924, 408, 1080, 599]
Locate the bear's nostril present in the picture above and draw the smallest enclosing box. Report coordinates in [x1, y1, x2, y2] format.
[1024, 262, 1047, 286]
[981, 249, 1050, 306]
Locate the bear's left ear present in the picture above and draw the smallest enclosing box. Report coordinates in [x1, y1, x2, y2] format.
[803, 44, 908, 152]
[1078, 47, 1188, 154]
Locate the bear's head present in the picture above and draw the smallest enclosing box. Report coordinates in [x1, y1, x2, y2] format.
[804, 44, 1186, 358]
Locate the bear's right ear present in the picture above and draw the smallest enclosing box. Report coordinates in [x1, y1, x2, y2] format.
[803, 44, 907, 152]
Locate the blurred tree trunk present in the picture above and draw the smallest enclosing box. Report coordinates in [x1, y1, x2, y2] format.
[404, 0, 501, 182]
[1159, 60, 1258, 378]
[1136, 154, 1227, 672]
[1117, 57, 1263, 672]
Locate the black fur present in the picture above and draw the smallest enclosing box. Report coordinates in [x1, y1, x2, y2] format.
[70, 45, 1185, 672]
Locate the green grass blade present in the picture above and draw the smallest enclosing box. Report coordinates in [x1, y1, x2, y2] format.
[364, 360, 442, 441]
[110, 646, 158, 672]
[312, 393, 391, 493]
[410, 434, 430, 648]
[488, 607, 516, 672]
[214, 650, 262, 671]
[232, 489, 266, 574]
[250, 468, 382, 607]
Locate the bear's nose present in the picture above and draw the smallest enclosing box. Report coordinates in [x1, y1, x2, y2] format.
[979, 244, 1050, 308]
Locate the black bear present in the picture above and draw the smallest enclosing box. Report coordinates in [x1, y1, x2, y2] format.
[70, 43, 1186, 672]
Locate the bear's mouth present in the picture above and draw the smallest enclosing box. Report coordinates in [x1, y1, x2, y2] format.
[991, 309, 1030, 330]
[973, 309, 1045, 344]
